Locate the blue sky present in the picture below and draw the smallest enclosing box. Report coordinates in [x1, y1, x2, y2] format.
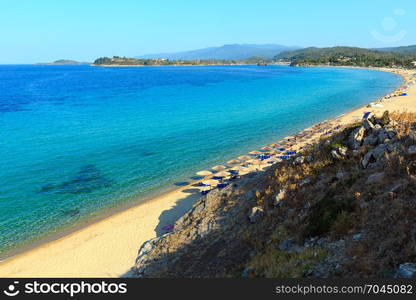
[1, 0, 415, 63]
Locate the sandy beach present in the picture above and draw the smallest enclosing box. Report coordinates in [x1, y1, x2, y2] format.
[1, 67, 415, 278]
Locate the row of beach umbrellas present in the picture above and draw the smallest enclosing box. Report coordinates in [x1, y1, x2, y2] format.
[193, 144, 292, 189]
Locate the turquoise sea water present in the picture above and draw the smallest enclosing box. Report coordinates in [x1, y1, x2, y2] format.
[0, 65, 401, 254]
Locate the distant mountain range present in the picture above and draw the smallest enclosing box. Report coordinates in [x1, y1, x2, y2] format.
[375, 45, 416, 54]
[276, 45, 416, 60]
[276, 45, 416, 68]
[136, 44, 300, 60]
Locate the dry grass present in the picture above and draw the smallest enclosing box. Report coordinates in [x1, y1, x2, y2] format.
[246, 112, 416, 277]
[247, 226, 327, 278]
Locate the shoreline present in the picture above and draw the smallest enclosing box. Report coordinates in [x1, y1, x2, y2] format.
[93, 63, 256, 67]
[0, 183, 182, 261]
[0, 66, 414, 277]
[92, 62, 290, 67]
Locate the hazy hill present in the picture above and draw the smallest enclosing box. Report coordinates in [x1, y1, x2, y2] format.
[277, 46, 387, 60]
[136, 44, 299, 60]
[276, 46, 416, 68]
[376, 45, 416, 54]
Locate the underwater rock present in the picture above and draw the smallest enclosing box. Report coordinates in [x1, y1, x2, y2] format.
[40, 164, 113, 194]
[63, 209, 80, 217]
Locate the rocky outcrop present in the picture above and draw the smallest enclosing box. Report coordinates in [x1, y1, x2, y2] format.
[130, 111, 416, 278]
[365, 172, 385, 184]
[131, 176, 270, 277]
[249, 207, 264, 223]
[348, 126, 365, 150]
[396, 263, 416, 278]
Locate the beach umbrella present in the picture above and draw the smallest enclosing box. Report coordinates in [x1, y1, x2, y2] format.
[247, 159, 262, 165]
[215, 171, 231, 178]
[227, 166, 243, 174]
[264, 157, 279, 165]
[249, 150, 262, 155]
[259, 155, 271, 160]
[285, 151, 297, 156]
[217, 182, 230, 189]
[238, 155, 252, 161]
[245, 164, 261, 172]
[196, 170, 213, 176]
[230, 165, 245, 171]
[212, 165, 227, 171]
[202, 179, 220, 186]
[261, 146, 273, 150]
[238, 168, 252, 175]
[200, 185, 211, 192]
[227, 159, 241, 165]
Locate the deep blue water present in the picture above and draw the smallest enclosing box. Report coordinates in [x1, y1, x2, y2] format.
[0, 65, 401, 254]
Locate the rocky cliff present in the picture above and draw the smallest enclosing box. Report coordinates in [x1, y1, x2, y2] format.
[131, 111, 416, 278]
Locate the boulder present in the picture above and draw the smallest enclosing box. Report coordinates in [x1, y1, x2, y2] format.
[135, 236, 164, 274]
[387, 143, 399, 153]
[352, 233, 362, 241]
[370, 111, 390, 126]
[351, 150, 360, 158]
[363, 119, 375, 131]
[336, 172, 346, 180]
[338, 146, 348, 157]
[363, 135, 378, 146]
[377, 128, 389, 143]
[361, 151, 375, 168]
[348, 126, 366, 150]
[372, 143, 388, 158]
[274, 189, 286, 206]
[410, 131, 416, 142]
[396, 263, 416, 278]
[365, 172, 385, 184]
[361, 144, 388, 168]
[249, 206, 264, 223]
[386, 128, 397, 139]
[294, 156, 305, 164]
[241, 267, 252, 278]
[331, 146, 348, 160]
[299, 178, 311, 186]
[390, 183, 404, 193]
[331, 150, 342, 160]
[408, 145, 416, 155]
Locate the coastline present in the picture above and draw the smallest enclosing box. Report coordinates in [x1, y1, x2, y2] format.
[93, 63, 256, 67]
[92, 62, 290, 67]
[0, 67, 414, 278]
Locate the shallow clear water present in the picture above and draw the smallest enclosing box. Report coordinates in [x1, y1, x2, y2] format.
[0, 65, 401, 254]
